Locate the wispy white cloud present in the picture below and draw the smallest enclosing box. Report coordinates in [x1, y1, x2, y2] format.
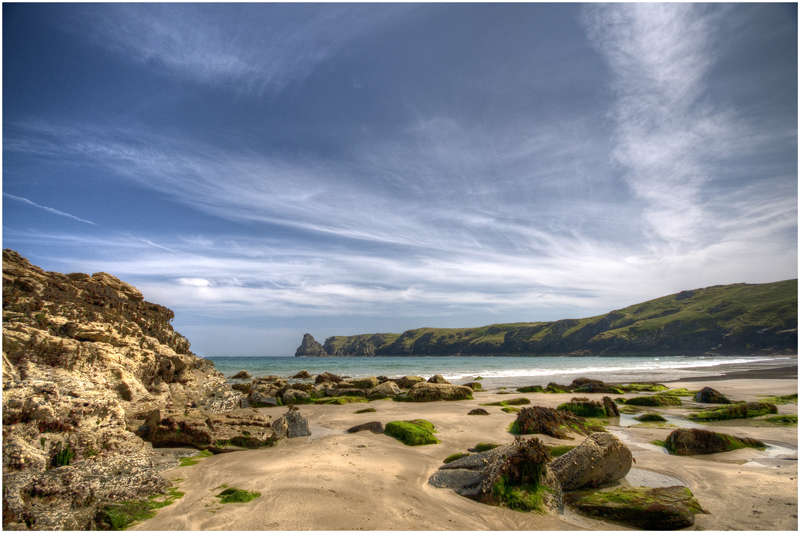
[66, 3, 406, 94]
[3, 193, 97, 225]
[581, 4, 770, 248]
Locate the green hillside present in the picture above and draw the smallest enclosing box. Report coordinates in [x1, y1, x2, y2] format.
[296, 280, 797, 357]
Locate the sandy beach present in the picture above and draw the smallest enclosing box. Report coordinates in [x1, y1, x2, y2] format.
[131, 374, 798, 531]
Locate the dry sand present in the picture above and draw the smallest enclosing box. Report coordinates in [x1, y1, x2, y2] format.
[132, 376, 798, 531]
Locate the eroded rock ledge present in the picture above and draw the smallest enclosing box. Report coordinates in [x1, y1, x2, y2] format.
[1, 250, 302, 530]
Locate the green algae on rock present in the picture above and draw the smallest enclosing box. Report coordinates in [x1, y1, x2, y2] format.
[663, 428, 766, 455]
[623, 395, 682, 407]
[385, 420, 440, 446]
[565, 486, 704, 530]
[688, 401, 778, 421]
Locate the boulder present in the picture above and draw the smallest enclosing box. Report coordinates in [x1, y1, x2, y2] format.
[315, 372, 343, 384]
[427, 374, 451, 384]
[272, 406, 311, 439]
[291, 370, 311, 379]
[624, 395, 682, 407]
[688, 401, 778, 421]
[146, 411, 276, 449]
[546, 382, 571, 393]
[429, 437, 562, 513]
[565, 486, 704, 529]
[663, 428, 766, 455]
[367, 380, 402, 399]
[231, 371, 252, 380]
[512, 406, 603, 439]
[550, 433, 632, 491]
[282, 389, 312, 405]
[693, 386, 731, 404]
[468, 408, 490, 416]
[346, 421, 384, 434]
[334, 388, 367, 398]
[395, 375, 426, 389]
[406, 382, 474, 402]
[464, 381, 483, 390]
[350, 376, 379, 389]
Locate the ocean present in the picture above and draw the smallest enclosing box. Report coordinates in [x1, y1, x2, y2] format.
[206, 354, 796, 389]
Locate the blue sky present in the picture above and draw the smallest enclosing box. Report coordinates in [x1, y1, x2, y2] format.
[3, 3, 797, 357]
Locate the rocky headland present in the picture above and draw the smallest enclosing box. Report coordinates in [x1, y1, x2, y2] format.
[1, 250, 307, 529]
[295, 280, 798, 357]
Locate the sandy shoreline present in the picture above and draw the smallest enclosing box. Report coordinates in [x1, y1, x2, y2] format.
[132, 375, 798, 531]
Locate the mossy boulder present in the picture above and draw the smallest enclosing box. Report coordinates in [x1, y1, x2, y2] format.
[634, 413, 667, 423]
[346, 421, 384, 434]
[406, 382, 473, 402]
[464, 382, 483, 391]
[395, 375, 426, 389]
[624, 395, 682, 407]
[481, 398, 531, 407]
[545, 382, 571, 393]
[663, 428, 766, 455]
[231, 371, 252, 380]
[444, 452, 471, 464]
[427, 374, 451, 384]
[565, 486, 704, 530]
[557, 396, 619, 418]
[290, 370, 311, 379]
[693, 386, 731, 404]
[550, 433, 632, 491]
[385, 420, 439, 446]
[688, 401, 778, 421]
[468, 408, 490, 416]
[570, 378, 625, 395]
[619, 382, 669, 392]
[655, 388, 695, 397]
[517, 385, 545, 393]
[511, 406, 606, 439]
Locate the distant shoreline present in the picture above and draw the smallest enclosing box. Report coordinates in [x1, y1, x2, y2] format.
[671, 363, 798, 382]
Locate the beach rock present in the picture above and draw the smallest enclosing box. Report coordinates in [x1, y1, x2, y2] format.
[464, 381, 483, 390]
[429, 437, 562, 513]
[231, 371, 252, 380]
[367, 380, 402, 399]
[624, 395, 682, 407]
[395, 375, 426, 389]
[282, 389, 312, 405]
[550, 432, 632, 490]
[557, 397, 618, 418]
[291, 370, 311, 379]
[427, 374, 451, 384]
[406, 382, 474, 402]
[517, 385, 545, 393]
[334, 388, 367, 398]
[663, 428, 766, 455]
[468, 408, 490, 416]
[346, 421, 384, 434]
[688, 401, 778, 421]
[272, 406, 311, 439]
[512, 406, 603, 439]
[546, 382, 571, 393]
[315, 372, 343, 384]
[295, 333, 326, 356]
[350, 376, 379, 389]
[565, 485, 704, 529]
[693, 386, 731, 404]
[634, 413, 667, 422]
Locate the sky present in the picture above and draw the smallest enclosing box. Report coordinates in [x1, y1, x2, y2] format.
[2, 3, 797, 357]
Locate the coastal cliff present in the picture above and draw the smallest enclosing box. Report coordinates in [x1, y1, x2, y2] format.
[1, 250, 272, 529]
[296, 280, 798, 357]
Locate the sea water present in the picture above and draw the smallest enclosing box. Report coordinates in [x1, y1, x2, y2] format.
[206, 354, 794, 389]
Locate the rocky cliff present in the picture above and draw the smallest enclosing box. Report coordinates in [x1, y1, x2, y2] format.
[296, 280, 798, 357]
[1, 250, 284, 529]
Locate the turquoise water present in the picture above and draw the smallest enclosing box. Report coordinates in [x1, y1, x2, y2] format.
[206, 355, 794, 389]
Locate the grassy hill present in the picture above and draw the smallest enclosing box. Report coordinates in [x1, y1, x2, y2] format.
[296, 280, 797, 357]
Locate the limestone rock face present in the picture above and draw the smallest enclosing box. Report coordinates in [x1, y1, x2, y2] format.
[295, 333, 326, 356]
[407, 382, 474, 402]
[550, 433, 633, 490]
[0, 250, 267, 529]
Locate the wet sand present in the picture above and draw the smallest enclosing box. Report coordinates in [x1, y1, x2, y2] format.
[132, 376, 798, 531]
